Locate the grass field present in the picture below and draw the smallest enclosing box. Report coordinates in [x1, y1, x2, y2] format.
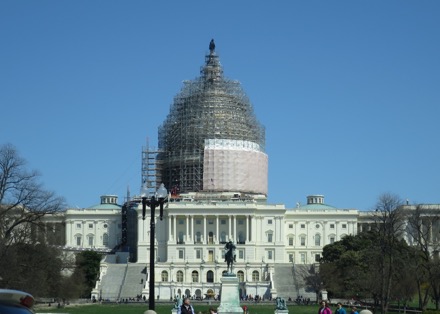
[35, 302, 319, 314]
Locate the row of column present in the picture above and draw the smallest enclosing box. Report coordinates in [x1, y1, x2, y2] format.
[167, 215, 258, 243]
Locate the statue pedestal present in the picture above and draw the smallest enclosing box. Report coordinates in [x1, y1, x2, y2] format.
[275, 310, 289, 314]
[218, 274, 242, 314]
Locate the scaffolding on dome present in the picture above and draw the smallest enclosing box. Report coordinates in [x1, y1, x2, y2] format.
[152, 40, 267, 196]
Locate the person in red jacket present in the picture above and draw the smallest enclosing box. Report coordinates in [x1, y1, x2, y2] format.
[318, 300, 332, 314]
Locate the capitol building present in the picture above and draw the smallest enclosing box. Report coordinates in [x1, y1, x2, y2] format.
[54, 41, 407, 302]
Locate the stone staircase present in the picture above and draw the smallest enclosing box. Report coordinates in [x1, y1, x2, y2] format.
[119, 264, 147, 299]
[273, 263, 297, 300]
[100, 264, 127, 301]
[272, 263, 317, 302]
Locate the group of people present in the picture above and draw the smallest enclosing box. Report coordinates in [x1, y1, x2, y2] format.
[319, 300, 359, 314]
[176, 297, 218, 314]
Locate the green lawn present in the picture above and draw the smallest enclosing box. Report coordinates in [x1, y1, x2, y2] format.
[35, 302, 319, 314]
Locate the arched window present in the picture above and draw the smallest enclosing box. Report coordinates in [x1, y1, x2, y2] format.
[237, 270, 244, 282]
[192, 271, 199, 283]
[206, 270, 214, 283]
[196, 232, 201, 243]
[176, 270, 183, 282]
[208, 231, 214, 244]
[102, 233, 109, 246]
[252, 270, 259, 282]
[315, 234, 321, 246]
[161, 271, 168, 282]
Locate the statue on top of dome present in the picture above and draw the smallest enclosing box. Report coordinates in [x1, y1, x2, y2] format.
[209, 39, 215, 53]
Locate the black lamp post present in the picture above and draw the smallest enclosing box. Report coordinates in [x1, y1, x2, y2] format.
[141, 183, 168, 310]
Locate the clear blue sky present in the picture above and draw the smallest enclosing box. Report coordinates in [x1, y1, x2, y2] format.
[1, 1, 439, 211]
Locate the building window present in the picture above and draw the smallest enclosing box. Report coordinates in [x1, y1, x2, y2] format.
[117, 224, 121, 229]
[238, 249, 244, 259]
[103, 224, 108, 228]
[179, 219, 184, 225]
[330, 236, 335, 244]
[196, 220, 201, 225]
[192, 271, 199, 283]
[161, 271, 168, 282]
[195, 232, 202, 243]
[252, 271, 259, 282]
[237, 271, 244, 282]
[178, 232, 184, 244]
[315, 254, 321, 262]
[267, 233, 273, 243]
[315, 234, 321, 246]
[300, 253, 306, 264]
[76, 235, 81, 246]
[330, 224, 335, 229]
[289, 237, 294, 246]
[103, 233, 109, 246]
[178, 249, 184, 259]
[221, 220, 226, 225]
[289, 253, 294, 262]
[88, 235, 94, 246]
[238, 220, 244, 225]
[176, 271, 183, 282]
[267, 250, 273, 260]
[196, 249, 201, 259]
[238, 232, 245, 243]
[89, 223, 93, 229]
[301, 224, 305, 229]
[76, 223, 81, 229]
[220, 232, 226, 243]
[315, 224, 320, 229]
[300, 236, 306, 246]
[268, 219, 273, 224]
[342, 224, 347, 228]
[288, 224, 293, 229]
[208, 220, 214, 225]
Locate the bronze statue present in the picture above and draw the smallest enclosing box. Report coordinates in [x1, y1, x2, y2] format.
[209, 39, 215, 53]
[224, 240, 236, 273]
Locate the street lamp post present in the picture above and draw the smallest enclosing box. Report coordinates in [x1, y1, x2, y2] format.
[141, 183, 168, 310]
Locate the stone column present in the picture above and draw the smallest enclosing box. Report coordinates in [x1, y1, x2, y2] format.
[228, 215, 232, 240]
[186, 215, 189, 243]
[216, 215, 219, 244]
[203, 215, 207, 244]
[246, 215, 249, 242]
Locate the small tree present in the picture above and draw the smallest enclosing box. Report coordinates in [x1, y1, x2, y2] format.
[371, 193, 406, 314]
[71, 251, 102, 298]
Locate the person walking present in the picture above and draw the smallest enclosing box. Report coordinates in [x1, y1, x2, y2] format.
[318, 300, 332, 314]
[335, 303, 346, 314]
[177, 297, 195, 314]
[350, 306, 358, 314]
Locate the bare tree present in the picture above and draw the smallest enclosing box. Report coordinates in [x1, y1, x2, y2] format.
[371, 193, 406, 314]
[0, 143, 65, 256]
